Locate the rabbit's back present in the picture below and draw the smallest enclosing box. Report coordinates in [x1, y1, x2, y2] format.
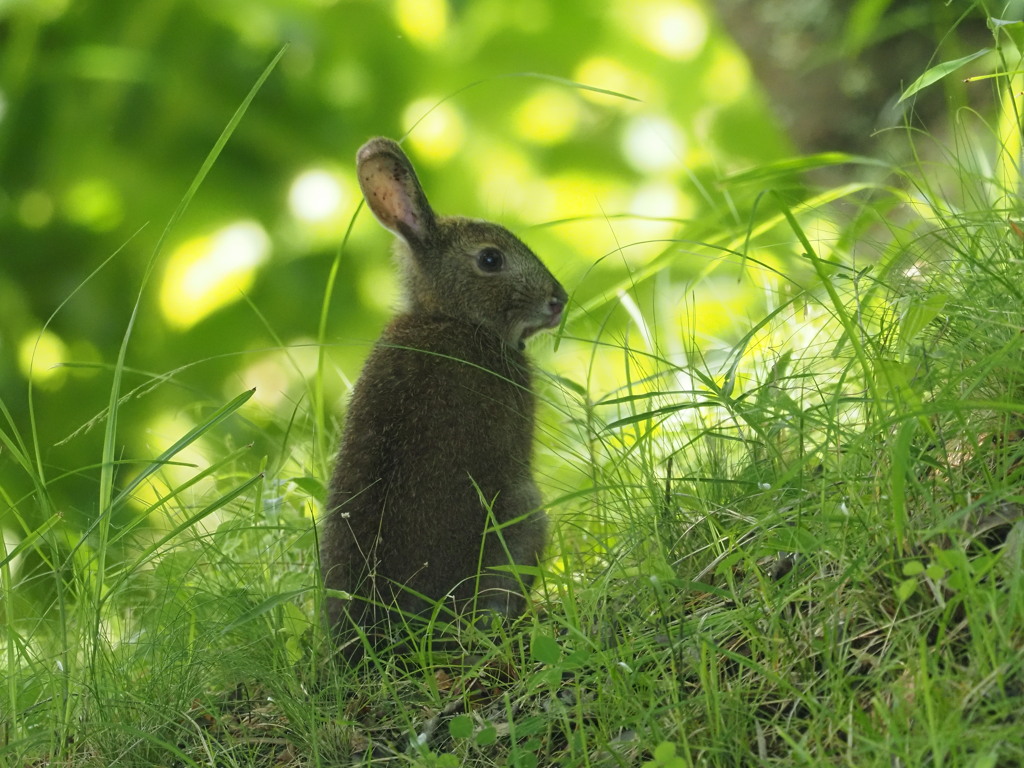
[322, 314, 543, 641]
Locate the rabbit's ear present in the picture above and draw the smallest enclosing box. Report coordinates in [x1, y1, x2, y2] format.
[356, 138, 436, 246]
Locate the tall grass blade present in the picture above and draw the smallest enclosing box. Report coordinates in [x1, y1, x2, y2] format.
[89, 45, 286, 675]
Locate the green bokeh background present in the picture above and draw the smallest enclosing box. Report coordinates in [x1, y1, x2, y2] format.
[0, 0, 972, 562]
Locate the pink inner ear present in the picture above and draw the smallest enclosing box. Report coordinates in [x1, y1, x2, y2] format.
[362, 158, 424, 240]
[391, 193, 422, 235]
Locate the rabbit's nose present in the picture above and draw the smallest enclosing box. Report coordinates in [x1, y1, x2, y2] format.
[548, 297, 565, 319]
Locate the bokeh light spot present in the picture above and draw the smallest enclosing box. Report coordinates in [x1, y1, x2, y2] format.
[629, 0, 708, 60]
[63, 177, 123, 231]
[18, 328, 69, 389]
[703, 45, 751, 104]
[161, 221, 271, 330]
[513, 86, 582, 145]
[622, 115, 687, 173]
[402, 98, 466, 164]
[522, 173, 631, 259]
[235, 352, 294, 411]
[622, 181, 694, 246]
[289, 168, 348, 224]
[395, 0, 449, 48]
[476, 143, 533, 213]
[629, 181, 692, 221]
[323, 60, 370, 108]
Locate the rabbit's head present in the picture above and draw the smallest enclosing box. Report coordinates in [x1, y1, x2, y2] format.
[356, 137, 567, 350]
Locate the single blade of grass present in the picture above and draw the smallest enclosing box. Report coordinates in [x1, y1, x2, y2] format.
[315, 200, 363, 473]
[722, 152, 890, 185]
[502, 72, 641, 102]
[604, 401, 714, 432]
[898, 48, 991, 102]
[219, 588, 313, 635]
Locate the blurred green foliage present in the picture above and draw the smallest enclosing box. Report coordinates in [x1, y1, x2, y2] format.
[0, 0, 793, 537]
[0, 0, 978, 560]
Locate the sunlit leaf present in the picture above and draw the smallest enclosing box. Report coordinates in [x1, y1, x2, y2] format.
[898, 48, 991, 102]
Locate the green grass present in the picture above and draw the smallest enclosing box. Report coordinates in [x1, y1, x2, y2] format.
[4, 48, 1024, 768]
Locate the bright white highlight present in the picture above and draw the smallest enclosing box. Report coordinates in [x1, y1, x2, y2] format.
[622, 115, 686, 173]
[289, 168, 346, 223]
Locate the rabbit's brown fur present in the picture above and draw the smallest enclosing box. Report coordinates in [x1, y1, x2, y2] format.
[321, 138, 566, 660]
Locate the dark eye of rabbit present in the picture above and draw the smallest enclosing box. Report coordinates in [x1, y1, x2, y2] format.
[476, 247, 504, 273]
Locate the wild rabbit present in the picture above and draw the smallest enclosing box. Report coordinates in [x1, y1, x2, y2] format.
[321, 137, 567, 660]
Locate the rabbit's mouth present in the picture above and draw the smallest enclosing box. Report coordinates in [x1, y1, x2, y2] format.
[517, 302, 565, 347]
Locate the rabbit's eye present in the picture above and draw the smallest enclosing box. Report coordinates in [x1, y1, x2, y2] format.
[476, 247, 504, 273]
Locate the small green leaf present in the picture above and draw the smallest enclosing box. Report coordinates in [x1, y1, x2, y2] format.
[531, 633, 562, 665]
[219, 588, 310, 634]
[448, 714, 473, 740]
[550, 374, 588, 396]
[654, 742, 677, 763]
[281, 600, 309, 638]
[714, 551, 744, 577]
[902, 560, 925, 576]
[563, 648, 594, 669]
[474, 725, 497, 746]
[513, 716, 546, 737]
[933, 547, 970, 572]
[899, 48, 991, 102]
[925, 563, 946, 581]
[896, 577, 918, 602]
